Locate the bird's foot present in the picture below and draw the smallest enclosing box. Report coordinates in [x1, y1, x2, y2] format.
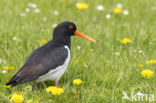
[55, 82, 59, 88]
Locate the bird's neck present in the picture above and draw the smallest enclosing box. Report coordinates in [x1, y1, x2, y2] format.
[52, 36, 71, 49]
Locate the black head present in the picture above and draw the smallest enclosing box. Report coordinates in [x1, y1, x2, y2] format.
[52, 21, 96, 47]
[53, 21, 77, 38]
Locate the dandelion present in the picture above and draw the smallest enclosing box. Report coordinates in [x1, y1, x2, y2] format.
[46, 86, 64, 95]
[76, 3, 88, 10]
[10, 66, 15, 70]
[123, 10, 129, 15]
[3, 85, 11, 88]
[26, 99, 33, 103]
[3, 66, 9, 70]
[52, 88, 64, 95]
[3, 66, 15, 70]
[46, 86, 56, 92]
[116, 3, 122, 8]
[11, 93, 24, 103]
[74, 60, 79, 64]
[54, 10, 59, 15]
[96, 5, 104, 11]
[138, 64, 143, 67]
[146, 60, 156, 64]
[40, 40, 48, 45]
[73, 79, 82, 85]
[120, 38, 132, 44]
[106, 14, 111, 19]
[113, 8, 122, 14]
[141, 69, 154, 78]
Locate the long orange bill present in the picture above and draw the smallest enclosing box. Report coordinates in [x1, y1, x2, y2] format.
[74, 30, 96, 43]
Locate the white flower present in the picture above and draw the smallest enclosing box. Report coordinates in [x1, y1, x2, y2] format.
[52, 23, 57, 28]
[0, 58, 2, 63]
[25, 8, 30, 13]
[115, 52, 120, 56]
[152, 7, 156, 10]
[13, 36, 17, 40]
[54, 10, 59, 15]
[43, 17, 47, 21]
[96, 5, 104, 11]
[139, 50, 143, 54]
[116, 3, 122, 8]
[123, 10, 129, 15]
[106, 14, 111, 19]
[28, 3, 33, 7]
[2, 70, 7, 74]
[28, 3, 37, 8]
[84, 64, 88, 68]
[20, 13, 26, 17]
[133, 50, 137, 52]
[34, 8, 40, 13]
[3, 60, 6, 64]
[77, 46, 81, 50]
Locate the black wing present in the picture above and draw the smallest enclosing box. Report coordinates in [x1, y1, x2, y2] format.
[6, 44, 68, 87]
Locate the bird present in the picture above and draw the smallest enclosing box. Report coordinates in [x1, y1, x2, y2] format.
[6, 21, 96, 88]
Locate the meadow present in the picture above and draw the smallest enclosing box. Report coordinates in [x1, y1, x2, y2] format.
[0, 0, 156, 103]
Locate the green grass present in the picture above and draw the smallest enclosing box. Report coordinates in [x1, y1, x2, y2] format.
[0, 0, 156, 102]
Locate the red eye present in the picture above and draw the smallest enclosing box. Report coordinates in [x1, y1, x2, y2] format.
[69, 25, 73, 29]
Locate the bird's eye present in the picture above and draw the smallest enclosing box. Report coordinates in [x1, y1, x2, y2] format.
[69, 25, 73, 29]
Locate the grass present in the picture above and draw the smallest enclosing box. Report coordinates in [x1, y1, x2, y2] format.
[0, 0, 156, 102]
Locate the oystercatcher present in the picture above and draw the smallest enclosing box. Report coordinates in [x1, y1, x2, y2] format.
[6, 21, 96, 87]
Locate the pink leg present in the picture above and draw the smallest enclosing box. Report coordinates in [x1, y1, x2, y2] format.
[55, 82, 59, 88]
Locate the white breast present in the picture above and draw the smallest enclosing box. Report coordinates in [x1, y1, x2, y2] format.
[36, 45, 70, 82]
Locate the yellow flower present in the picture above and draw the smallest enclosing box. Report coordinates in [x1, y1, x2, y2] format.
[3, 85, 11, 88]
[10, 66, 15, 70]
[74, 60, 79, 64]
[46, 86, 64, 95]
[146, 60, 156, 64]
[138, 64, 143, 68]
[141, 69, 154, 78]
[52, 88, 64, 95]
[113, 8, 122, 14]
[46, 86, 56, 92]
[40, 40, 48, 45]
[76, 3, 88, 10]
[120, 38, 132, 44]
[26, 99, 32, 103]
[3, 66, 15, 70]
[73, 79, 82, 85]
[3, 66, 9, 70]
[11, 93, 24, 103]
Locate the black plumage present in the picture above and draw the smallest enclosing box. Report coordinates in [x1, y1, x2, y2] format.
[6, 21, 76, 87]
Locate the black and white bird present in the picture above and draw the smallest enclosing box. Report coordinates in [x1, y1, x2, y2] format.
[6, 21, 96, 88]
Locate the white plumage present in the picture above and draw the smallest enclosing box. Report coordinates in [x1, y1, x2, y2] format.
[36, 45, 70, 82]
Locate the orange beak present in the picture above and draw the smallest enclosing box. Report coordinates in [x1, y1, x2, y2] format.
[74, 30, 96, 43]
